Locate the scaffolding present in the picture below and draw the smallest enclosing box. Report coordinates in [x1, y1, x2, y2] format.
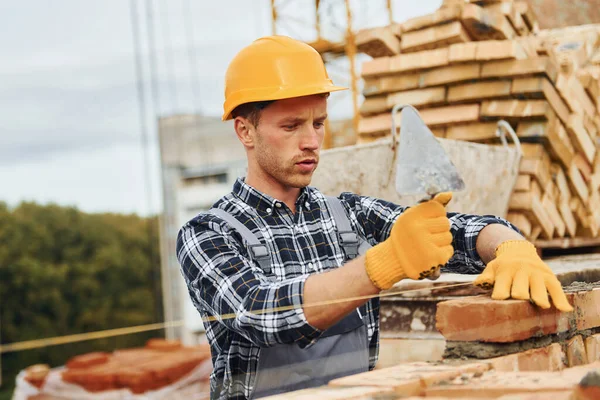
[270, 0, 394, 148]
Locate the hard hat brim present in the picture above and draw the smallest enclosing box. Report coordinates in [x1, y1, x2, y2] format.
[222, 84, 348, 121]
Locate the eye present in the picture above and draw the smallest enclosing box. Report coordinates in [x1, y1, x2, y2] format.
[314, 122, 325, 129]
[283, 124, 298, 130]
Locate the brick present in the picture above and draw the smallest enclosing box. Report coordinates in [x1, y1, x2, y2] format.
[567, 115, 596, 164]
[571, 288, 600, 331]
[356, 26, 401, 58]
[567, 335, 589, 367]
[387, 87, 446, 109]
[481, 57, 558, 82]
[511, 77, 571, 125]
[445, 122, 499, 141]
[475, 40, 528, 61]
[461, 3, 516, 41]
[389, 48, 449, 73]
[449, 42, 478, 63]
[481, 99, 553, 119]
[488, 343, 566, 372]
[420, 63, 481, 88]
[260, 386, 394, 399]
[361, 57, 391, 78]
[436, 295, 572, 343]
[401, 5, 463, 32]
[448, 80, 512, 103]
[328, 361, 490, 396]
[401, 21, 470, 53]
[425, 370, 579, 398]
[363, 74, 420, 96]
[584, 334, 600, 363]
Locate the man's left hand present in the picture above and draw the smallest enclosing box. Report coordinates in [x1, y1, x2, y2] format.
[474, 240, 573, 312]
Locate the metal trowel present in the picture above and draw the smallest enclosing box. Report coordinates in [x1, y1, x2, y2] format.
[391, 104, 466, 280]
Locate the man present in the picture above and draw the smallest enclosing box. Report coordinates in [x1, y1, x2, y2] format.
[177, 36, 573, 400]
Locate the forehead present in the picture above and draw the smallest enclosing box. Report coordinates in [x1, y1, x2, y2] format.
[263, 95, 328, 120]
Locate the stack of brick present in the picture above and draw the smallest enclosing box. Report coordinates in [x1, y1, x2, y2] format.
[354, 1, 600, 244]
[19, 338, 212, 399]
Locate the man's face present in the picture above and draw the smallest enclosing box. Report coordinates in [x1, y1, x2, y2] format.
[252, 94, 327, 188]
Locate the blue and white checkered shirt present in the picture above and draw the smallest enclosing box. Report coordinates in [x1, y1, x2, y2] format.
[176, 177, 516, 399]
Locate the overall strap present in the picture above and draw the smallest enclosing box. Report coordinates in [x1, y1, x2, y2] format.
[325, 196, 361, 261]
[209, 208, 272, 273]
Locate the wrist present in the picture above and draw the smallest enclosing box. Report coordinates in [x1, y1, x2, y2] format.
[495, 239, 536, 257]
[365, 240, 408, 290]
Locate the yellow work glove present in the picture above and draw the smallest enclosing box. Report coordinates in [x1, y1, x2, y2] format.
[365, 192, 454, 290]
[474, 240, 573, 312]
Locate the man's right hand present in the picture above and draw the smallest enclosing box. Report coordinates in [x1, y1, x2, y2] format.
[364, 193, 454, 290]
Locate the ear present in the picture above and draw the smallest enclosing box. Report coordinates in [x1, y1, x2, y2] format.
[234, 117, 256, 149]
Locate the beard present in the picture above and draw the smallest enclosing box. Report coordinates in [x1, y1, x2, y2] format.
[254, 135, 318, 189]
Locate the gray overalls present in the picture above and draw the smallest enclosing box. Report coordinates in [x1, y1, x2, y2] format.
[210, 196, 373, 399]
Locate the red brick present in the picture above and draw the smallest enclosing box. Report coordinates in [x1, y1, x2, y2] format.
[436, 295, 573, 343]
[65, 352, 110, 369]
[488, 343, 566, 372]
[568, 335, 589, 367]
[571, 288, 600, 331]
[328, 361, 490, 396]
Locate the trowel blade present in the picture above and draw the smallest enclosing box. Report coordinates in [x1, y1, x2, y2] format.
[395, 106, 465, 196]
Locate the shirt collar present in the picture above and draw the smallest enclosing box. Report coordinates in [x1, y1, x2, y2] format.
[233, 177, 312, 213]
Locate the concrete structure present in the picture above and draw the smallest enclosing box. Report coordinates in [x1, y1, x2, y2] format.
[157, 114, 246, 344]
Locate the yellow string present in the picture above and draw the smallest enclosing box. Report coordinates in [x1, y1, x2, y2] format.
[0, 282, 475, 354]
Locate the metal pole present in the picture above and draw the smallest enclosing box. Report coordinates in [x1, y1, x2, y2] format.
[344, 0, 359, 144]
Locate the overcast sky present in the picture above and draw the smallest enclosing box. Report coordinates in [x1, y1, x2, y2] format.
[1, 0, 442, 216]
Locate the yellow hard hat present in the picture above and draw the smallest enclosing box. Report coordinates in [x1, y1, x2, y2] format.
[222, 35, 347, 121]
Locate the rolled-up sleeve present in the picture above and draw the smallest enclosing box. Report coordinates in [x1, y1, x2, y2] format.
[176, 217, 323, 348]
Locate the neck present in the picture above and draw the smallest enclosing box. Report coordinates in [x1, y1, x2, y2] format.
[245, 166, 301, 212]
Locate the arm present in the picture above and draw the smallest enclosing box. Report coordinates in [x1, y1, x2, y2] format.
[476, 223, 526, 263]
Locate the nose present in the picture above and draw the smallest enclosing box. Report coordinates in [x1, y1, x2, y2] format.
[299, 124, 320, 151]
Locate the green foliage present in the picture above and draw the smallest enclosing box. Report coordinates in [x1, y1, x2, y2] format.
[0, 201, 163, 393]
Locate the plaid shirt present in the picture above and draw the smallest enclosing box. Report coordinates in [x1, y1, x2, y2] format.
[177, 177, 516, 400]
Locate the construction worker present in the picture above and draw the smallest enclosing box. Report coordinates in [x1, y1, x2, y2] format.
[176, 36, 573, 400]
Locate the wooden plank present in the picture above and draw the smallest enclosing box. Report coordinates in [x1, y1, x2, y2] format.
[506, 212, 533, 237]
[475, 40, 528, 61]
[514, 174, 531, 192]
[551, 163, 571, 202]
[445, 122, 498, 141]
[514, 1, 539, 34]
[419, 63, 481, 88]
[530, 225, 543, 241]
[447, 80, 512, 103]
[574, 153, 593, 183]
[363, 74, 420, 96]
[569, 161, 590, 203]
[485, 2, 529, 36]
[387, 87, 447, 109]
[401, 21, 470, 53]
[361, 57, 392, 78]
[356, 26, 401, 58]
[516, 117, 575, 170]
[358, 104, 480, 135]
[511, 77, 571, 125]
[480, 99, 553, 119]
[401, 5, 464, 33]
[520, 143, 546, 159]
[542, 193, 566, 237]
[360, 95, 387, 116]
[555, 73, 597, 117]
[558, 200, 577, 237]
[448, 42, 478, 64]
[461, 3, 517, 41]
[481, 57, 558, 82]
[389, 48, 449, 74]
[566, 114, 596, 164]
[584, 114, 598, 140]
[520, 158, 552, 189]
[509, 191, 554, 239]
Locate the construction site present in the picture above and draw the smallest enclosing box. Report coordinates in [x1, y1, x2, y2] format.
[5, 0, 600, 399]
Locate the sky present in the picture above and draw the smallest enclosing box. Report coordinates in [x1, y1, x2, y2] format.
[1, 0, 442, 216]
